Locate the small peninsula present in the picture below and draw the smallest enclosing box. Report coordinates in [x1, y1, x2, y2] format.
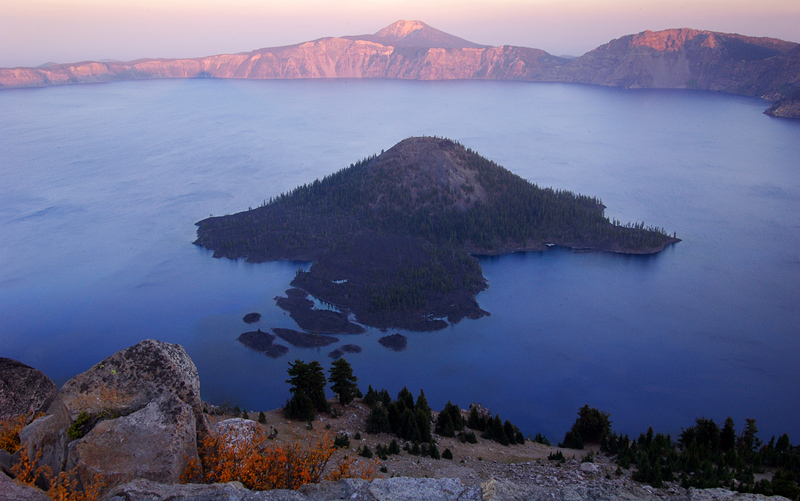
[195, 137, 678, 331]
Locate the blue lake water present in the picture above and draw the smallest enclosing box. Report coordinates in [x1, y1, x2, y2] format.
[1, 79, 798, 443]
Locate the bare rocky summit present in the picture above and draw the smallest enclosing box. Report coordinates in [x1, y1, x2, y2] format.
[1, 21, 796, 116]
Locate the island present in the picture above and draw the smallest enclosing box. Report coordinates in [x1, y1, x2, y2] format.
[195, 137, 679, 331]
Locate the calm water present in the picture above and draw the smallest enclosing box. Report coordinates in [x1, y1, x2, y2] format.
[1, 79, 798, 443]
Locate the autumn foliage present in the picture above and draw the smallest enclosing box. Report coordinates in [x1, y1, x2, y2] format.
[0, 414, 28, 453]
[5, 413, 104, 501]
[181, 428, 379, 490]
[10, 445, 105, 501]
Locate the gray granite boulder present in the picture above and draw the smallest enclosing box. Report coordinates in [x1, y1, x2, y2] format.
[19, 340, 206, 493]
[0, 358, 57, 420]
[0, 472, 50, 501]
[105, 478, 306, 501]
[65, 393, 197, 490]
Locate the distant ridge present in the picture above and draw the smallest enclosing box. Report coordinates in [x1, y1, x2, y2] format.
[1, 21, 797, 117]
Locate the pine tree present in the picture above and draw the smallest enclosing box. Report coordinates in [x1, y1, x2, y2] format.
[328, 358, 358, 405]
[416, 389, 432, 422]
[397, 387, 415, 411]
[416, 407, 433, 443]
[467, 406, 485, 431]
[720, 417, 736, 452]
[285, 359, 329, 420]
[363, 385, 378, 406]
[436, 401, 464, 436]
[366, 404, 391, 434]
[399, 408, 422, 442]
[492, 416, 510, 446]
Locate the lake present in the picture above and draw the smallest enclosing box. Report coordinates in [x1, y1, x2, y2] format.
[1, 79, 798, 444]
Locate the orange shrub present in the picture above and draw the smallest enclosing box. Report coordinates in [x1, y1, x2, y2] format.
[325, 454, 380, 482]
[11, 446, 50, 488]
[12, 440, 104, 501]
[46, 470, 104, 501]
[184, 428, 380, 490]
[0, 414, 29, 453]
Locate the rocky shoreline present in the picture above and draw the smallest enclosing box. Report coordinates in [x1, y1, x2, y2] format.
[0, 341, 790, 500]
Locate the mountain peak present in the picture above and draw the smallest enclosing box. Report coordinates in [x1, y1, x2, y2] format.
[369, 137, 488, 210]
[346, 20, 488, 49]
[375, 20, 427, 39]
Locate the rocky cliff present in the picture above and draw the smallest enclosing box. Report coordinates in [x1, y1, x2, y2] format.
[556, 29, 800, 101]
[2, 20, 797, 116]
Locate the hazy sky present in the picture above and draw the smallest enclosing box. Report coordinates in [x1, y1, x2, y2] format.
[2, 0, 798, 68]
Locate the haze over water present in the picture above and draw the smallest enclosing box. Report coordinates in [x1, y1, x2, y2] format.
[1, 79, 798, 442]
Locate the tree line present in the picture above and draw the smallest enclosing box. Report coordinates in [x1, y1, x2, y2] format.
[554, 405, 800, 499]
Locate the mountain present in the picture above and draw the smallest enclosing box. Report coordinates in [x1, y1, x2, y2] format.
[1, 22, 797, 117]
[194, 137, 678, 331]
[557, 29, 800, 101]
[343, 19, 489, 49]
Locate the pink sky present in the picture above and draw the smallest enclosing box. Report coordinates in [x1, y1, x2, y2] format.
[1, 0, 798, 68]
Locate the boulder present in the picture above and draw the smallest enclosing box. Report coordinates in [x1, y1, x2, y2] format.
[0, 472, 50, 501]
[215, 418, 259, 445]
[0, 450, 10, 475]
[105, 478, 306, 500]
[65, 393, 197, 490]
[0, 358, 57, 420]
[19, 340, 207, 491]
[364, 477, 481, 500]
[55, 339, 204, 422]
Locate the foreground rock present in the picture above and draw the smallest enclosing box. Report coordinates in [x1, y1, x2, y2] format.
[0, 472, 50, 501]
[65, 393, 197, 490]
[103, 476, 792, 501]
[7, 340, 791, 501]
[19, 339, 206, 494]
[0, 358, 57, 420]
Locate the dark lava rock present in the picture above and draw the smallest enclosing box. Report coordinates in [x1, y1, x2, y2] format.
[274, 328, 339, 348]
[238, 330, 288, 358]
[327, 344, 362, 359]
[264, 345, 290, 358]
[340, 344, 362, 353]
[243, 312, 262, 324]
[0, 357, 57, 420]
[275, 289, 366, 334]
[238, 330, 276, 351]
[378, 334, 407, 352]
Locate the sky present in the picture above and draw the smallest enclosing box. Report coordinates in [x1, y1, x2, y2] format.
[1, 0, 798, 68]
